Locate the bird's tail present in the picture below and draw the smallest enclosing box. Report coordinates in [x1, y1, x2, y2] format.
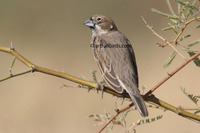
[128, 91, 148, 117]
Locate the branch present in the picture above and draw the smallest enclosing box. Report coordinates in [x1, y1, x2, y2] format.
[144, 50, 200, 97]
[0, 46, 125, 97]
[97, 103, 134, 133]
[146, 95, 200, 121]
[0, 70, 31, 82]
[141, 16, 185, 59]
[0, 46, 97, 87]
[97, 94, 200, 133]
[0, 45, 200, 133]
[162, 17, 200, 47]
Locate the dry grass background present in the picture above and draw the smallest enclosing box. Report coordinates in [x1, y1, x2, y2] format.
[0, 0, 200, 132]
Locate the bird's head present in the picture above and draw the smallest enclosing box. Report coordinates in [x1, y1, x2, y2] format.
[83, 14, 118, 36]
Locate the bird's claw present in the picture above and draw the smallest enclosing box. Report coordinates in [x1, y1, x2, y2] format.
[95, 81, 106, 98]
[121, 90, 126, 105]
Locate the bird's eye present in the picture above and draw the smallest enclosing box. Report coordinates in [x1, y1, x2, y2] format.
[96, 17, 102, 22]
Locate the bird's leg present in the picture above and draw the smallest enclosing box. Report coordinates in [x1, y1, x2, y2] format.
[95, 81, 106, 98]
[121, 90, 126, 105]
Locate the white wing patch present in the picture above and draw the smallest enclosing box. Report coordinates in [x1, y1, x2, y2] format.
[116, 76, 127, 91]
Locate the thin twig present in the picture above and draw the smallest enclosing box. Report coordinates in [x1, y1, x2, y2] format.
[144, 50, 200, 97]
[0, 70, 32, 82]
[162, 17, 200, 47]
[141, 16, 185, 59]
[97, 103, 134, 133]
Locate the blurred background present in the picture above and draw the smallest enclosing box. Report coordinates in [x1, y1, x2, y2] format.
[0, 0, 200, 132]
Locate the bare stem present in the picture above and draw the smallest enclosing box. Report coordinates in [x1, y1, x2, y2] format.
[0, 70, 32, 82]
[141, 16, 185, 59]
[145, 50, 200, 97]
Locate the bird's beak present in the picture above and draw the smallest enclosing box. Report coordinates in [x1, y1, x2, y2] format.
[83, 19, 94, 28]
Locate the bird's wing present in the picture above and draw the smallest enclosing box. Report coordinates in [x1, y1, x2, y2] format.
[92, 37, 123, 93]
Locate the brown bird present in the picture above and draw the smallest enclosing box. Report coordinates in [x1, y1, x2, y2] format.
[83, 14, 148, 117]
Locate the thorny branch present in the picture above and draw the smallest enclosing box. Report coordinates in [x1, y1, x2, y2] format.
[141, 16, 185, 59]
[162, 16, 200, 47]
[0, 43, 200, 133]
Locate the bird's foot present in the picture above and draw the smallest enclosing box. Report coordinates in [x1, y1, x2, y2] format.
[121, 90, 126, 105]
[95, 81, 106, 98]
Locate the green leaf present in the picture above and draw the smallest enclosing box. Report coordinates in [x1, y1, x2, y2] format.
[188, 40, 200, 48]
[151, 8, 179, 19]
[195, 95, 200, 98]
[194, 110, 200, 114]
[180, 87, 199, 104]
[88, 69, 98, 83]
[175, 0, 198, 10]
[169, 23, 179, 34]
[180, 7, 186, 19]
[185, 0, 197, 18]
[188, 52, 200, 67]
[186, 8, 193, 18]
[121, 109, 131, 120]
[80, 75, 87, 80]
[163, 51, 177, 68]
[178, 2, 181, 14]
[166, 0, 177, 17]
[162, 26, 174, 31]
[10, 57, 16, 69]
[180, 34, 191, 41]
[188, 94, 199, 104]
[138, 115, 163, 125]
[162, 23, 179, 33]
[196, 24, 200, 28]
[180, 87, 186, 94]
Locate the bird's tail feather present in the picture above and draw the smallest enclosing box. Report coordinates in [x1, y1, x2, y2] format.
[128, 92, 148, 117]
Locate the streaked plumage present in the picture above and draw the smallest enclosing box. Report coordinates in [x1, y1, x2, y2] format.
[84, 14, 148, 117]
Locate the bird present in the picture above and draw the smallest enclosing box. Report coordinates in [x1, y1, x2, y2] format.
[83, 14, 148, 117]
